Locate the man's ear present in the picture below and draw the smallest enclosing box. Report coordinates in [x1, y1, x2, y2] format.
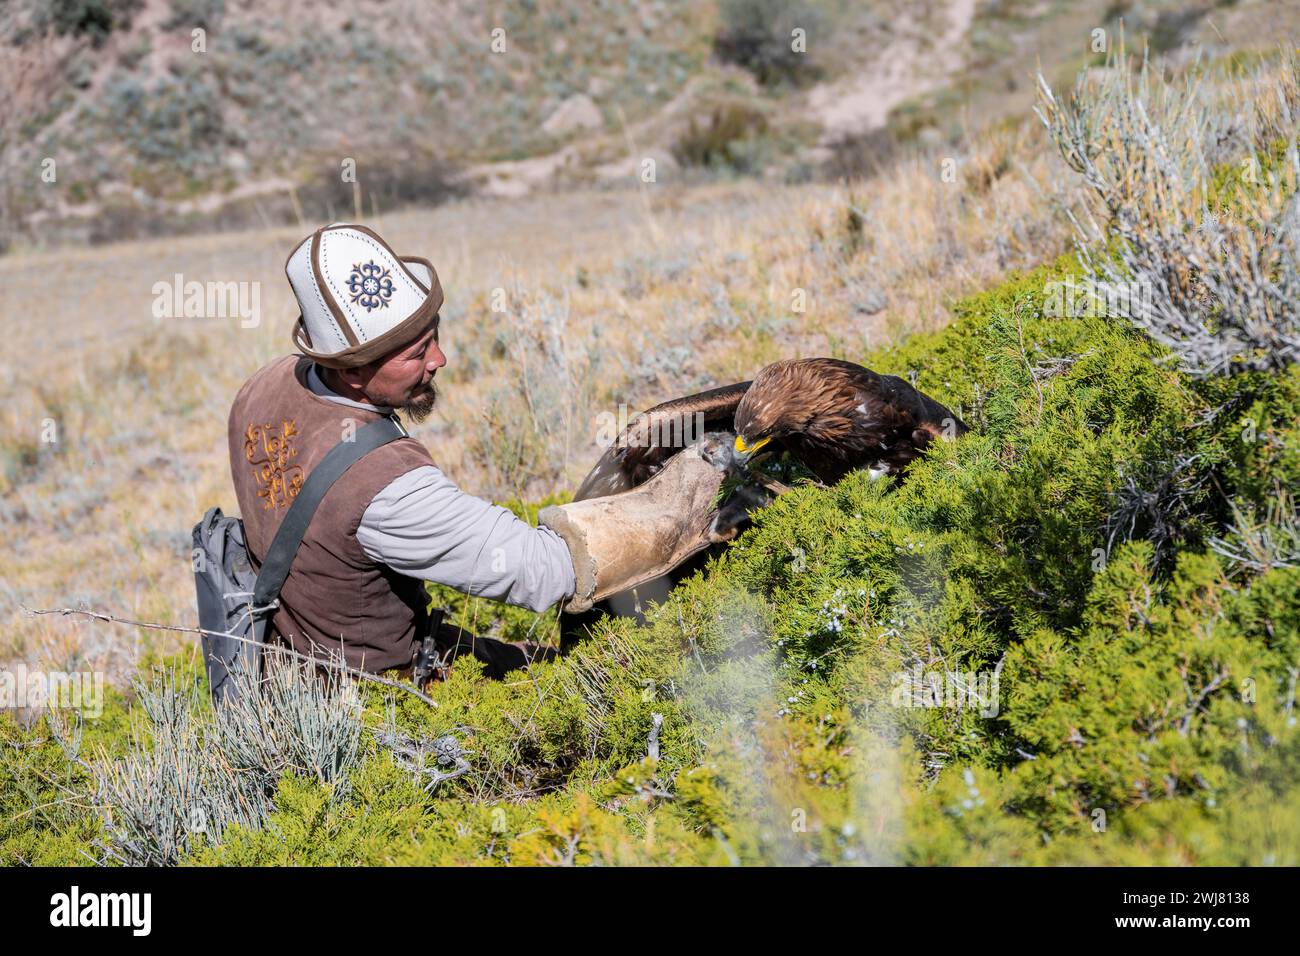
[335, 364, 372, 389]
[338, 361, 374, 385]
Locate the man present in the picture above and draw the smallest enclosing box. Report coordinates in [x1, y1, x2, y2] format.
[228, 222, 577, 680]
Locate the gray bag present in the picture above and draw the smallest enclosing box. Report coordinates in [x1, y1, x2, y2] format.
[191, 416, 405, 704]
[192, 507, 262, 703]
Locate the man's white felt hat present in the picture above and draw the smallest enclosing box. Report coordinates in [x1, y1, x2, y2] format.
[285, 222, 442, 368]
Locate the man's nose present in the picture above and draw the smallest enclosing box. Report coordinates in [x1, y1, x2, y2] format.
[426, 345, 446, 371]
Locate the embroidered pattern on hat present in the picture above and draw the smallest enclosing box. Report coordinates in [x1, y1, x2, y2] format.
[345, 260, 395, 311]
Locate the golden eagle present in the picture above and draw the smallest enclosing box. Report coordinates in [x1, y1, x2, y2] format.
[574, 357, 966, 500]
[558, 358, 966, 647]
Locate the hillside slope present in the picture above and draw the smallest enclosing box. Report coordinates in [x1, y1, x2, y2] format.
[8, 0, 1289, 247]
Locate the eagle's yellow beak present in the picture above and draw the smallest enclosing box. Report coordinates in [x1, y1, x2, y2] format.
[734, 435, 771, 455]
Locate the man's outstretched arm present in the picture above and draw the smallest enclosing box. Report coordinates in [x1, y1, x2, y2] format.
[356, 465, 577, 612]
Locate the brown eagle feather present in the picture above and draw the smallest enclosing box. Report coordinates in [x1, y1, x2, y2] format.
[733, 358, 966, 485]
[573, 381, 752, 501]
[573, 358, 966, 499]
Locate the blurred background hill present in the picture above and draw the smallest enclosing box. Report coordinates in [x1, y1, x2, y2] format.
[3, 0, 1291, 249]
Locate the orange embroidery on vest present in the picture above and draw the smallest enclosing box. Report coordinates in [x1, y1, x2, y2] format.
[245, 419, 305, 510]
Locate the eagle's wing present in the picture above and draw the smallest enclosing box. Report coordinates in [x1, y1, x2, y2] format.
[870, 372, 967, 441]
[573, 381, 751, 500]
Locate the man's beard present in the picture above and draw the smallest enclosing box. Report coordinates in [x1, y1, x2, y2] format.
[399, 379, 438, 424]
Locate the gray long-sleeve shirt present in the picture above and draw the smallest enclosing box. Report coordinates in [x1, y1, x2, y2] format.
[306, 363, 576, 612]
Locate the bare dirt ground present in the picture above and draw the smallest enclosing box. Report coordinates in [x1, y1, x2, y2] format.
[805, 0, 979, 149]
[465, 0, 983, 197]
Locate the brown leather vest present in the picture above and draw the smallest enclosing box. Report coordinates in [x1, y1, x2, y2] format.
[227, 355, 435, 672]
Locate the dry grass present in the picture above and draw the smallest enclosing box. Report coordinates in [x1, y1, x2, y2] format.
[55, 653, 365, 865]
[1038, 46, 1300, 375]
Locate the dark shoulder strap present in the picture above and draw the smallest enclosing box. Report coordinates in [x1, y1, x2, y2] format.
[252, 415, 406, 608]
